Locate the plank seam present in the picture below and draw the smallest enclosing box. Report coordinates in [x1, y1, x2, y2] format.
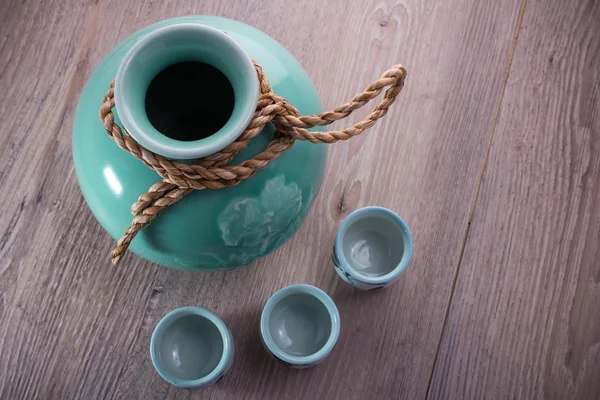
[424, 0, 529, 397]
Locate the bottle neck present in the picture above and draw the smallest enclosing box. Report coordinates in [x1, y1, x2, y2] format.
[114, 23, 258, 160]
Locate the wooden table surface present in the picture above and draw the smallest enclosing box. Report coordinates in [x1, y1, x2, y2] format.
[1, 0, 599, 399]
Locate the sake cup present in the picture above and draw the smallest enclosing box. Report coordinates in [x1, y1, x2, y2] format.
[150, 306, 234, 388]
[332, 206, 412, 291]
[260, 284, 340, 368]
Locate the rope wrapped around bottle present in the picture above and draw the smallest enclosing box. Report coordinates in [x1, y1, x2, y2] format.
[99, 60, 407, 264]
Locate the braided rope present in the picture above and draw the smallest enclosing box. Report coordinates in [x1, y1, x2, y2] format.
[99, 60, 407, 264]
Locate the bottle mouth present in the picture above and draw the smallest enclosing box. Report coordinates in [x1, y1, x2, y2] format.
[114, 23, 259, 160]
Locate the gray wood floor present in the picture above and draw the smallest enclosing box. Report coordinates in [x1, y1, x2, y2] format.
[0, 0, 598, 399]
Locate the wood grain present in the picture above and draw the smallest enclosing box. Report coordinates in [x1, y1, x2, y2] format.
[428, 0, 600, 399]
[1, 0, 524, 399]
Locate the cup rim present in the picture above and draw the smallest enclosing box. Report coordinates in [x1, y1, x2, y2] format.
[260, 284, 340, 365]
[150, 306, 233, 388]
[335, 206, 413, 284]
[114, 23, 259, 160]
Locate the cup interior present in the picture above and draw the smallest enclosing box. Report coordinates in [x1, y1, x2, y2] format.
[152, 311, 224, 383]
[341, 210, 407, 277]
[267, 292, 333, 357]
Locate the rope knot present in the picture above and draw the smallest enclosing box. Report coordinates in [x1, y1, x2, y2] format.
[99, 60, 406, 264]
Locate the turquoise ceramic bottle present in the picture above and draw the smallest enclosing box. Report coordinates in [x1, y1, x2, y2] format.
[72, 17, 327, 270]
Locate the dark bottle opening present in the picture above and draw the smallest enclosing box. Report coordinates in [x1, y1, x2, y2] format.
[145, 61, 235, 142]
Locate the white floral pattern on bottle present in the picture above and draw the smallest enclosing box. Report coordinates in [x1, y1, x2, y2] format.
[219, 176, 302, 248]
[202, 176, 315, 268]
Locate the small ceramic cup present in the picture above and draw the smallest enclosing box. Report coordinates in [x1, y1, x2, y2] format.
[150, 306, 234, 388]
[260, 284, 340, 368]
[332, 206, 413, 291]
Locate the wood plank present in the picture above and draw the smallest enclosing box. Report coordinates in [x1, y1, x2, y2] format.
[0, 1, 164, 399]
[428, 0, 600, 398]
[0, 0, 521, 399]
